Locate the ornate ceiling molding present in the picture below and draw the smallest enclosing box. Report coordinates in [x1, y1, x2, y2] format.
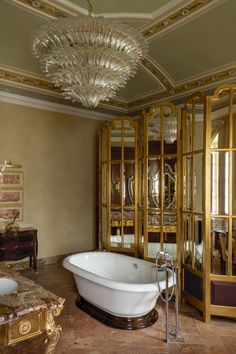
[0, 66, 61, 94]
[127, 64, 236, 111]
[0, 65, 129, 111]
[141, 0, 218, 40]
[140, 57, 174, 90]
[10, 0, 71, 18]
[1, 64, 236, 113]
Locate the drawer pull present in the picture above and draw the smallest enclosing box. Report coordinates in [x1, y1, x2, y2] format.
[18, 320, 32, 335]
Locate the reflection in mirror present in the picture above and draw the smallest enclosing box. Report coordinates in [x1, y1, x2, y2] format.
[164, 232, 177, 261]
[183, 156, 192, 210]
[148, 211, 160, 226]
[184, 104, 193, 153]
[211, 152, 229, 215]
[232, 219, 236, 276]
[232, 152, 236, 214]
[233, 91, 236, 148]
[148, 159, 160, 208]
[193, 153, 203, 213]
[211, 218, 228, 275]
[148, 232, 161, 258]
[111, 163, 121, 206]
[194, 102, 204, 151]
[211, 96, 229, 149]
[148, 106, 177, 145]
[164, 160, 176, 210]
[194, 216, 203, 271]
[184, 214, 192, 266]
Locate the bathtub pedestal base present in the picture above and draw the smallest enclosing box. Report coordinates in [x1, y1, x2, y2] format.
[76, 296, 158, 330]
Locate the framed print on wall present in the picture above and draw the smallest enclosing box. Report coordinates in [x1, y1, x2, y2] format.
[0, 206, 23, 221]
[0, 171, 23, 188]
[0, 190, 23, 205]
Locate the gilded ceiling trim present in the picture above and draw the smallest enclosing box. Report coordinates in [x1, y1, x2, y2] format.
[1, 65, 236, 112]
[141, 0, 216, 39]
[0, 67, 61, 93]
[127, 65, 236, 110]
[11, 0, 70, 18]
[0, 67, 129, 110]
[141, 58, 173, 90]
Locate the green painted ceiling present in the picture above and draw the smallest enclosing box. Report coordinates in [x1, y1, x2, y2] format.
[0, 0, 236, 115]
[68, 0, 173, 14]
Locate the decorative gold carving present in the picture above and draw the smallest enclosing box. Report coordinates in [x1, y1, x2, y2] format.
[18, 320, 32, 335]
[0, 67, 61, 93]
[141, 58, 173, 90]
[127, 65, 236, 110]
[44, 303, 64, 354]
[141, 0, 215, 39]
[13, 0, 69, 18]
[1, 65, 236, 112]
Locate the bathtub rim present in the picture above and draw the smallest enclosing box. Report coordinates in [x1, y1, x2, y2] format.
[63, 251, 174, 293]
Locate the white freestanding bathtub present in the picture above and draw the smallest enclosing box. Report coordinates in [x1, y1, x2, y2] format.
[63, 251, 174, 329]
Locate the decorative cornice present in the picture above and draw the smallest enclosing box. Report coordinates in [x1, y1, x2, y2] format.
[127, 65, 236, 110]
[141, 0, 217, 40]
[0, 66, 61, 94]
[11, 0, 71, 18]
[0, 66, 128, 111]
[1, 65, 236, 113]
[0, 91, 114, 121]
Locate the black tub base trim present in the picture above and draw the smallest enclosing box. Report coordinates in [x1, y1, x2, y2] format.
[76, 296, 158, 330]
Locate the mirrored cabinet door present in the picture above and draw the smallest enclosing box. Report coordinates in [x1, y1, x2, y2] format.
[100, 116, 138, 254]
[142, 103, 180, 263]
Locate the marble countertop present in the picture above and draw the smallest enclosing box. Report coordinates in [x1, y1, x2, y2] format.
[0, 263, 65, 325]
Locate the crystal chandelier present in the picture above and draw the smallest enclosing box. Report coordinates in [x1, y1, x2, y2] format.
[32, 1, 148, 108]
[148, 107, 177, 144]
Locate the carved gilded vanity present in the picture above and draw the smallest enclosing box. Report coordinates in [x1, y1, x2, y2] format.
[0, 264, 65, 353]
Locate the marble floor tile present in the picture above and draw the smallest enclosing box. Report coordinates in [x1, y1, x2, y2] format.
[0, 263, 235, 354]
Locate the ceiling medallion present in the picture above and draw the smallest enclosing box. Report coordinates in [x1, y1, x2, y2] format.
[32, 1, 148, 108]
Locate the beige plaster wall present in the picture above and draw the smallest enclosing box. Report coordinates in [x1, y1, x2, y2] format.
[0, 101, 102, 258]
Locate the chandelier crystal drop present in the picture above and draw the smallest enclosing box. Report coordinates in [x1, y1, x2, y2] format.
[32, 16, 148, 108]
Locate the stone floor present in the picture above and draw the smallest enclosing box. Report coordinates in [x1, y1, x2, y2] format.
[1, 262, 236, 354]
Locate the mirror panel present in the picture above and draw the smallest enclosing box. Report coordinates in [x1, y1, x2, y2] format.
[211, 218, 228, 275]
[164, 158, 176, 210]
[148, 232, 161, 258]
[184, 213, 192, 266]
[194, 216, 203, 271]
[183, 103, 193, 153]
[211, 95, 229, 149]
[148, 158, 160, 209]
[233, 91, 236, 148]
[232, 152, 236, 214]
[194, 101, 204, 151]
[232, 218, 236, 275]
[183, 155, 192, 211]
[164, 232, 177, 261]
[211, 152, 229, 215]
[193, 153, 203, 213]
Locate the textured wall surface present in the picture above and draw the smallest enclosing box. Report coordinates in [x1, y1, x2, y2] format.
[0, 101, 102, 258]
